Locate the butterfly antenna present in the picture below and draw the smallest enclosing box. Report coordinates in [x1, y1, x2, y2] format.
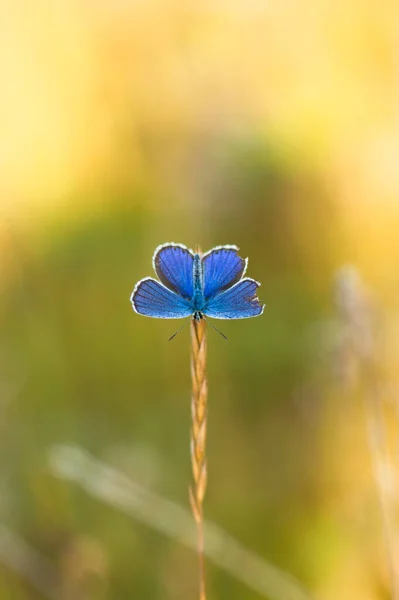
[202, 316, 228, 340]
[168, 317, 192, 341]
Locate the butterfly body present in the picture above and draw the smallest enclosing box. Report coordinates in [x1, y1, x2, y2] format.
[192, 252, 207, 314]
[131, 243, 264, 321]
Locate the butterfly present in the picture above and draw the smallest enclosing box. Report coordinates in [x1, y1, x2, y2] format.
[131, 243, 264, 332]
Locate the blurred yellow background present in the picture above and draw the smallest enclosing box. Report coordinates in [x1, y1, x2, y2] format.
[1, 1, 399, 599]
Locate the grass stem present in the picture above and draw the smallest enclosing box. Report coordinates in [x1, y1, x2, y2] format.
[190, 316, 208, 600]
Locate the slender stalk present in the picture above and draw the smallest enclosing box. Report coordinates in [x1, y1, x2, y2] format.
[190, 316, 208, 600]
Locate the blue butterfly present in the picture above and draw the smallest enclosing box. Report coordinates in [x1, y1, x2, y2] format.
[131, 243, 264, 328]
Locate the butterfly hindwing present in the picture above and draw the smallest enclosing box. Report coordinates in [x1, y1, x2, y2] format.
[203, 278, 264, 319]
[131, 278, 193, 319]
[202, 245, 247, 300]
[153, 243, 194, 300]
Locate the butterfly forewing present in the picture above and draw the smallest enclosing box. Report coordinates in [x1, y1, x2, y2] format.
[202, 246, 247, 300]
[153, 243, 194, 299]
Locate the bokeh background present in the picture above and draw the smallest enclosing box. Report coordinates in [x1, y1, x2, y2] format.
[1, 1, 399, 599]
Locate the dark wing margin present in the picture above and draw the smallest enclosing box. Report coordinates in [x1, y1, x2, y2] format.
[203, 278, 264, 319]
[202, 245, 247, 300]
[131, 278, 193, 319]
[153, 243, 194, 299]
